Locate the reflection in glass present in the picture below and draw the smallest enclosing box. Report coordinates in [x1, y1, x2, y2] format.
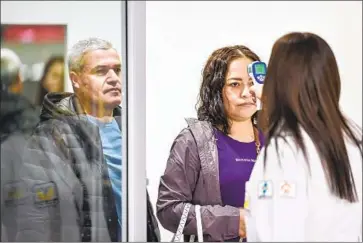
[1, 36, 124, 241]
[0, 24, 66, 106]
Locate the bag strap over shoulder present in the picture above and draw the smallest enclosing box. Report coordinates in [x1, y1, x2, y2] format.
[172, 203, 192, 242]
[172, 203, 204, 242]
[195, 205, 203, 242]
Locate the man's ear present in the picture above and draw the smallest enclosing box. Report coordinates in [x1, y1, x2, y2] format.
[69, 71, 81, 89]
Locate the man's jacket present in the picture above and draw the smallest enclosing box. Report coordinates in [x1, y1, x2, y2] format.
[3, 92, 120, 241]
[2, 91, 160, 241]
[1, 91, 41, 241]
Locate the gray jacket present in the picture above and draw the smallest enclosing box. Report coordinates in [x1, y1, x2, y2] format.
[1, 136, 84, 241]
[157, 118, 241, 242]
[2, 92, 119, 242]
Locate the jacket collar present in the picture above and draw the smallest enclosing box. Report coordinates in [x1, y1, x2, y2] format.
[40, 92, 122, 130]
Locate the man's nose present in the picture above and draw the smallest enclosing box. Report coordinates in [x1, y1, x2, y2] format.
[106, 69, 121, 83]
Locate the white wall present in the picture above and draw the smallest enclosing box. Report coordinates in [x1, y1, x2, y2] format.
[146, 1, 362, 241]
[1, 1, 123, 92]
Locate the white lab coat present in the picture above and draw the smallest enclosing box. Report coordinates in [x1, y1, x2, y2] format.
[245, 129, 362, 242]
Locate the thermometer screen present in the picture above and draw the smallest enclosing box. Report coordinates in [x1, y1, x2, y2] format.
[255, 64, 266, 75]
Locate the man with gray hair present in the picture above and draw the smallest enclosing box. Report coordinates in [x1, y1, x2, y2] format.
[0, 47, 38, 155]
[27, 37, 123, 241]
[1, 48, 23, 92]
[24, 37, 159, 242]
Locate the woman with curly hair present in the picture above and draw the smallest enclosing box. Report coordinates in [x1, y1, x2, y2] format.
[156, 45, 264, 242]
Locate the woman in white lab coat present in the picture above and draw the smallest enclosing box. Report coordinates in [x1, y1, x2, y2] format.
[246, 32, 362, 242]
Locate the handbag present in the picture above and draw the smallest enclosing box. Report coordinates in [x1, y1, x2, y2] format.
[171, 203, 204, 242]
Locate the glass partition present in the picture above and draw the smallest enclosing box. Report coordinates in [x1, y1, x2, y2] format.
[0, 1, 133, 241]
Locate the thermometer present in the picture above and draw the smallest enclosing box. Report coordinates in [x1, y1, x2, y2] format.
[247, 61, 267, 109]
[248, 61, 267, 85]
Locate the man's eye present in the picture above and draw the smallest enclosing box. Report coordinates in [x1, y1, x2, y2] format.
[114, 68, 121, 74]
[249, 82, 254, 86]
[96, 70, 107, 75]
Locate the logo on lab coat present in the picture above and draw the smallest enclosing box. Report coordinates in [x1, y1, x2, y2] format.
[258, 180, 273, 199]
[32, 181, 58, 208]
[279, 181, 296, 198]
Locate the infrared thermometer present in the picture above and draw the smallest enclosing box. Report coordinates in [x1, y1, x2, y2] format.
[248, 61, 267, 85]
[247, 61, 267, 109]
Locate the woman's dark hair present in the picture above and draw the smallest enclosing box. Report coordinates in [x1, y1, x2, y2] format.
[259, 32, 362, 202]
[37, 56, 65, 105]
[196, 45, 260, 134]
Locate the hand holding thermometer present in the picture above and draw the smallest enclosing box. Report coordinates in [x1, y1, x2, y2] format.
[247, 61, 267, 109]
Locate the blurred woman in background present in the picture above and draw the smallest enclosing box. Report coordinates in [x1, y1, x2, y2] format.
[36, 56, 65, 105]
[246, 32, 362, 242]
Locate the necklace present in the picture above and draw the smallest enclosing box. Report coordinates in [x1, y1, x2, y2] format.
[253, 126, 261, 156]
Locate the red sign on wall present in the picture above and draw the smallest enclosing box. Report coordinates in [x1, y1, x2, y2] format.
[2, 25, 66, 44]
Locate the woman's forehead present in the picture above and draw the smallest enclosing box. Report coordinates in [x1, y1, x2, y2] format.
[228, 58, 252, 72]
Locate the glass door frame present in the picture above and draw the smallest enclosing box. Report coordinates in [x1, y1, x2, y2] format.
[121, 0, 147, 241]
